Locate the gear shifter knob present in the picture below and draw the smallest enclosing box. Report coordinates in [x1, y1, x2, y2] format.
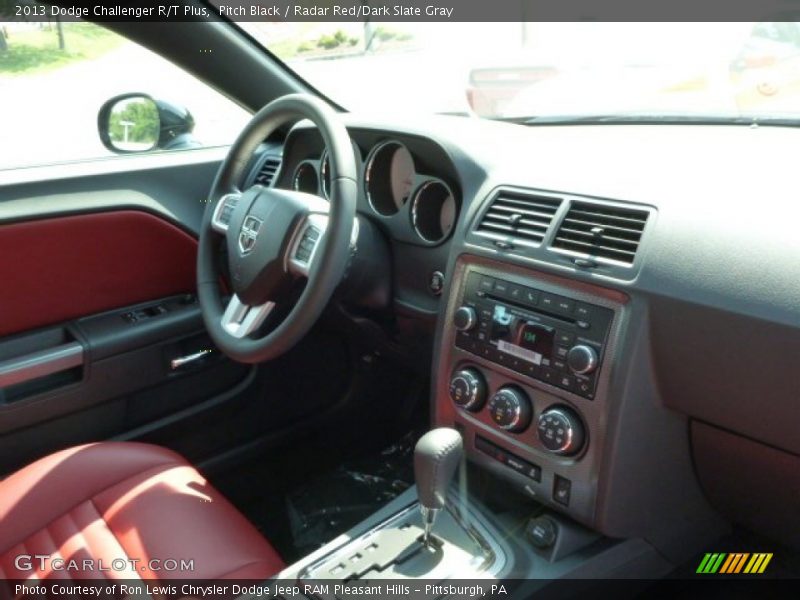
[414, 428, 463, 544]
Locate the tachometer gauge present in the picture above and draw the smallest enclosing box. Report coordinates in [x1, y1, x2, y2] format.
[293, 161, 319, 195]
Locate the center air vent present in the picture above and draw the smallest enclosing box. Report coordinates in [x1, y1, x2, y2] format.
[475, 190, 562, 246]
[553, 201, 649, 265]
[253, 155, 281, 187]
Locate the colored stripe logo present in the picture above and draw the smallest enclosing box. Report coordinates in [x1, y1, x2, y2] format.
[697, 552, 773, 574]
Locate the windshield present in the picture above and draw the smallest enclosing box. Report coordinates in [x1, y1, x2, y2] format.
[240, 22, 800, 121]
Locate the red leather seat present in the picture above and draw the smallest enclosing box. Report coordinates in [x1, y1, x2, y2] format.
[0, 442, 284, 581]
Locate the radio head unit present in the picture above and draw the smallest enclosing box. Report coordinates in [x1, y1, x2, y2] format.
[454, 271, 614, 399]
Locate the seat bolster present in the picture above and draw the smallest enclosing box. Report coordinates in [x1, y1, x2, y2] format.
[0, 443, 284, 581]
[0, 443, 185, 554]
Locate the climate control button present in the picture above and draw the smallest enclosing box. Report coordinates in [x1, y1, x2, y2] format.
[449, 368, 487, 411]
[537, 407, 586, 455]
[488, 386, 532, 433]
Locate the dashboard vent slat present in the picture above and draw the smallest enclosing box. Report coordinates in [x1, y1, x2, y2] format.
[475, 190, 562, 246]
[553, 201, 649, 265]
[253, 156, 281, 187]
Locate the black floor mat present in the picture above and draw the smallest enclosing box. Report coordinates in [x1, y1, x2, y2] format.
[214, 432, 416, 564]
[286, 433, 415, 559]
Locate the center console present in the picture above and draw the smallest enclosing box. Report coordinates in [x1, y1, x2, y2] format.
[434, 256, 627, 526]
[270, 258, 699, 593]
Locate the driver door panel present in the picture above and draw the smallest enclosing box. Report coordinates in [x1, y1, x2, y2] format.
[0, 154, 253, 473]
[0, 210, 196, 338]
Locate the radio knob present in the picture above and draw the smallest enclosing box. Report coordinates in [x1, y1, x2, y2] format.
[566, 344, 598, 375]
[449, 368, 487, 411]
[488, 386, 532, 433]
[453, 306, 478, 332]
[537, 407, 586, 455]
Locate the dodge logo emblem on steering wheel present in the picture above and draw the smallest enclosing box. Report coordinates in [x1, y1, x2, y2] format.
[238, 216, 263, 255]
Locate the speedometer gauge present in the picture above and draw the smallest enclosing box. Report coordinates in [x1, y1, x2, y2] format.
[366, 141, 416, 216]
[389, 145, 415, 210]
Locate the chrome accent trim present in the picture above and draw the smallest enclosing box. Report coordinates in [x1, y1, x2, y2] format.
[300, 498, 507, 580]
[538, 407, 583, 455]
[220, 295, 274, 338]
[170, 349, 213, 370]
[420, 505, 439, 546]
[410, 179, 456, 244]
[454, 306, 477, 331]
[0, 342, 83, 389]
[237, 215, 263, 256]
[568, 344, 598, 375]
[450, 369, 482, 411]
[491, 388, 524, 431]
[364, 139, 412, 217]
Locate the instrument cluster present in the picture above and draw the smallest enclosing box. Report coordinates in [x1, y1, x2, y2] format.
[283, 135, 460, 247]
[364, 140, 458, 245]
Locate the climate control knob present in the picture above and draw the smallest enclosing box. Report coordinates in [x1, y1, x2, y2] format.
[453, 306, 478, 332]
[537, 407, 586, 455]
[566, 344, 598, 375]
[449, 368, 487, 411]
[488, 386, 532, 433]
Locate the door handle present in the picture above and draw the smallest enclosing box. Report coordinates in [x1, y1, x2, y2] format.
[170, 349, 212, 370]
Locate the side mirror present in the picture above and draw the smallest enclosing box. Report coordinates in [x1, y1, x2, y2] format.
[98, 93, 198, 154]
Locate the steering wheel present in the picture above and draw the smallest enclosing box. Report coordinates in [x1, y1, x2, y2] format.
[197, 94, 357, 364]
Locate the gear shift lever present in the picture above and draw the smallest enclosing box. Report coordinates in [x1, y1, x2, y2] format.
[414, 428, 463, 545]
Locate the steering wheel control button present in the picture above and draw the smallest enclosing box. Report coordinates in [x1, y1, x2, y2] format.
[211, 193, 241, 233]
[218, 198, 237, 225]
[553, 476, 572, 506]
[488, 386, 532, 433]
[566, 344, 599, 375]
[294, 226, 319, 262]
[538, 407, 586, 455]
[449, 368, 487, 411]
[453, 306, 478, 332]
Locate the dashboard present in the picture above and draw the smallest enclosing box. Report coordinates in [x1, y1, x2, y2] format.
[246, 115, 800, 550]
[252, 127, 466, 315]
